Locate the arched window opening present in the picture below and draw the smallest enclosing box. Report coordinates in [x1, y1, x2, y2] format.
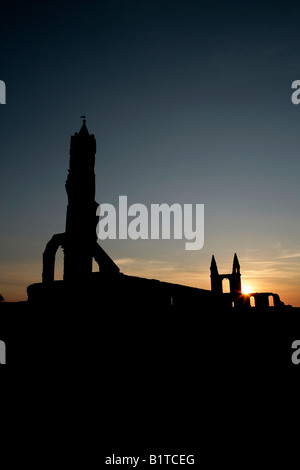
[268, 295, 274, 307]
[222, 278, 230, 293]
[55, 247, 64, 280]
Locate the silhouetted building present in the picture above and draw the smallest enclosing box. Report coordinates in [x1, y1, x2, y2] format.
[210, 253, 286, 310]
[210, 253, 241, 296]
[42, 118, 119, 286]
[27, 120, 289, 312]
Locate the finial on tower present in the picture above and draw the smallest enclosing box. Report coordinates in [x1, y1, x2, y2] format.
[79, 116, 89, 136]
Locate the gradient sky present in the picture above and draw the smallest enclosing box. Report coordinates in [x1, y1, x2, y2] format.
[1, 0, 300, 306]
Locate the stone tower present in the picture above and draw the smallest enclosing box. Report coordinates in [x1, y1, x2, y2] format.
[64, 118, 98, 281]
[42, 118, 119, 284]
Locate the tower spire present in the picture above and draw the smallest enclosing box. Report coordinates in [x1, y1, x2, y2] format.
[232, 253, 240, 273]
[210, 255, 218, 274]
[210, 255, 222, 294]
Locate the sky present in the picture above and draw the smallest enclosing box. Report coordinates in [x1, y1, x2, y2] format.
[1, 0, 300, 306]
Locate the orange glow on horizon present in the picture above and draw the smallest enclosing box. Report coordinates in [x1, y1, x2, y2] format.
[242, 284, 253, 295]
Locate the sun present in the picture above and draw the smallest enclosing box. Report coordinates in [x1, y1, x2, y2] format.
[242, 284, 253, 295]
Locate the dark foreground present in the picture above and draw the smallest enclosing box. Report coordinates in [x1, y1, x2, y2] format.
[1, 301, 299, 464]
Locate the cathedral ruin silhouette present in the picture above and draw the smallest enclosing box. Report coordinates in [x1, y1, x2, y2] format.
[27, 119, 288, 311]
[42, 117, 119, 285]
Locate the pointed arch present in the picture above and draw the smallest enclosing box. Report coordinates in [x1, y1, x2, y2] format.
[42, 233, 66, 283]
[222, 278, 230, 293]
